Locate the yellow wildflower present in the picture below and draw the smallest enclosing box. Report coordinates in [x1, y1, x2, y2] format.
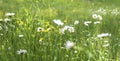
[17, 20, 24, 25]
[64, 20, 67, 23]
[44, 28, 51, 32]
[45, 21, 50, 27]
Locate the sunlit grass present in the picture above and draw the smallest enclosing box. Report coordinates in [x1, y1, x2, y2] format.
[0, 0, 120, 61]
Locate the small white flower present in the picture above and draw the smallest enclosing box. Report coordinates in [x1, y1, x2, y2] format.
[66, 55, 69, 57]
[97, 8, 107, 15]
[53, 19, 64, 26]
[0, 26, 2, 30]
[39, 38, 43, 43]
[74, 50, 78, 53]
[4, 18, 11, 22]
[61, 28, 66, 34]
[104, 40, 109, 43]
[17, 49, 27, 54]
[103, 44, 110, 47]
[97, 15, 103, 20]
[94, 21, 101, 24]
[97, 33, 111, 38]
[5, 13, 15, 16]
[111, 8, 119, 16]
[74, 20, 79, 25]
[67, 26, 74, 33]
[65, 41, 75, 49]
[92, 14, 98, 19]
[0, 33, 3, 36]
[37, 27, 44, 32]
[8, 47, 11, 50]
[18, 34, 24, 38]
[61, 26, 74, 34]
[92, 14, 103, 20]
[0, 19, 3, 21]
[84, 21, 92, 26]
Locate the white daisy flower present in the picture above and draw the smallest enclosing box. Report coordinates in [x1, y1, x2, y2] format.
[53, 19, 64, 26]
[61, 28, 66, 34]
[84, 21, 92, 26]
[66, 26, 74, 33]
[104, 40, 109, 43]
[5, 13, 15, 17]
[0, 19, 3, 21]
[97, 15, 103, 20]
[61, 26, 74, 34]
[65, 41, 75, 49]
[92, 14, 103, 20]
[37, 27, 44, 32]
[74, 50, 78, 53]
[4, 18, 11, 22]
[111, 8, 119, 16]
[97, 8, 107, 15]
[97, 33, 111, 38]
[94, 21, 101, 24]
[18, 34, 24, 38]
[92, 14, 98, 19]
[17, 49, 27, 54]
[102, 44, 110, 47]
[74, 20, 79, 25]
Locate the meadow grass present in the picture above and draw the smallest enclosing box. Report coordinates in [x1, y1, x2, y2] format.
[0, 0, 120, 61]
